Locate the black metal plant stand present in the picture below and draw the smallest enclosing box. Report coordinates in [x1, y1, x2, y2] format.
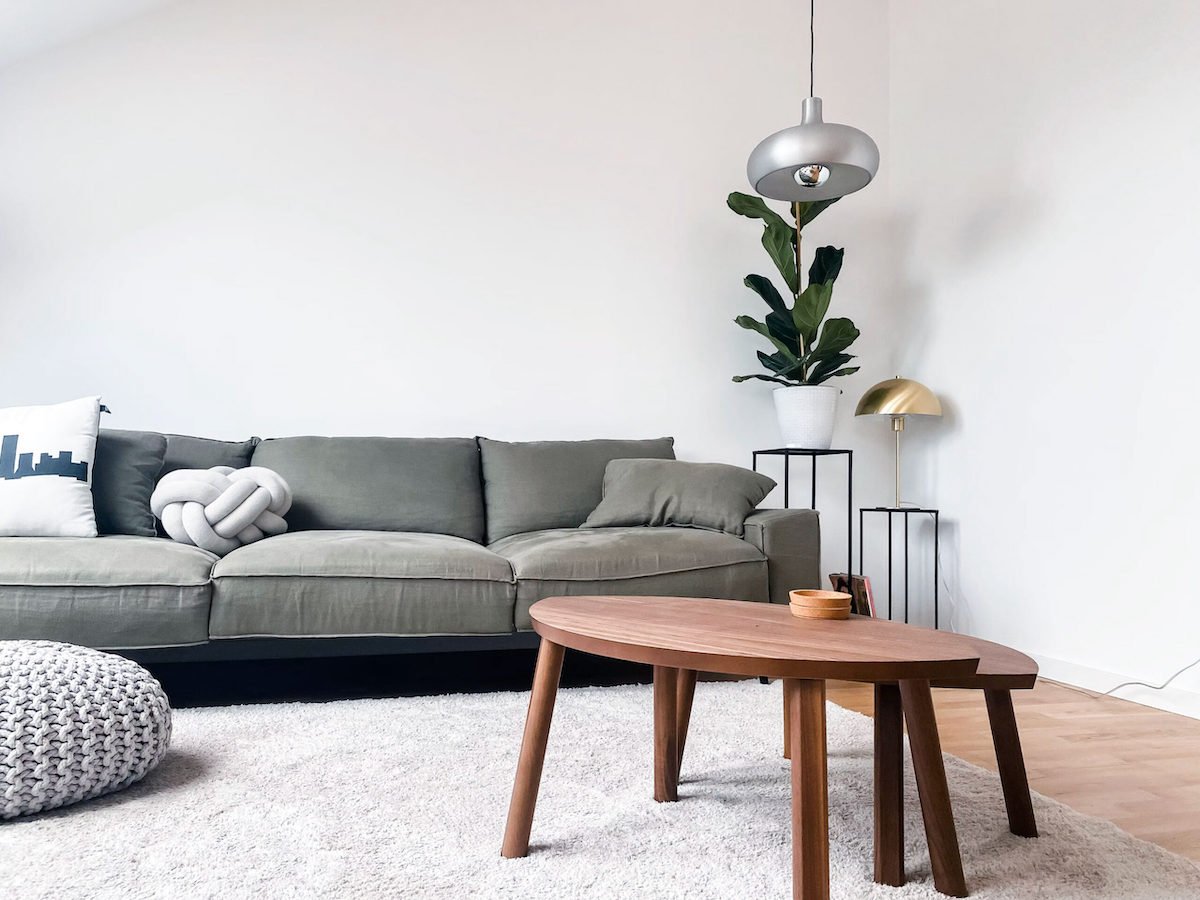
[858, 506, 940, 629]
[751, 448, 853, 578]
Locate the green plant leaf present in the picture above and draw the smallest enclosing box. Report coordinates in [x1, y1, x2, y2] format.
[797, 198, 839, 229]
[765, 310, 798, 345]
[791, 281, 833, 347]
[808, 246, 844, 286]
[756, 350, 790, 373]
[804, 347, 848, 370]
[733, 373, 796, 385]
[806, 352, 854, 383]
[808, 366, 859, 385]
[812, 317, 861, 357]
[727, 192, 791, 231]
[744, 273, 798, 344]
[735, 315, 799, 363]
[743, 274, 788, 318]
[762, 223, 798, 295]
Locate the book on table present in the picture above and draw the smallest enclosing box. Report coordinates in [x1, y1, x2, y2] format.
[828, 573, 875, 617]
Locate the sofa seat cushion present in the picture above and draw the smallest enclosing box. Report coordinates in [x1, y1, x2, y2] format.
[211, 531, 515, 639]
[0, 536, 216, 649]
[489, 527, 769, 630]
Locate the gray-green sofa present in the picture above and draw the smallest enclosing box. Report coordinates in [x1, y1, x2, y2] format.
[0, 434, 820, 663]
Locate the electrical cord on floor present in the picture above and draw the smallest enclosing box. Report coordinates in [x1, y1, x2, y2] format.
[1048, 681, 1108, 700]
[1049, 656, 1200, 702]
[1101, 655, 1200, 696]
[894, 501, 1200, 701]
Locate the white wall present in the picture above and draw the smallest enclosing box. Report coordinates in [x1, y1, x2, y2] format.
[0, 0, 175, 67]
[887, 0, 1200, 714]
[12, 0, 1192, 715]
[0, 0, 895, 580]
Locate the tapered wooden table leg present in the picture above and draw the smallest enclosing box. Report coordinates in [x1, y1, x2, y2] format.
[675, 669, 697, 776]
[787, 678, 829, 900]
[653, 665, 679, 802]
[874, 682, 905, 887]
[900, 679, 968, 898]
[985, 689, 1038, 838]
[783, 679, 794, 759]
[501, 639, 565, 858]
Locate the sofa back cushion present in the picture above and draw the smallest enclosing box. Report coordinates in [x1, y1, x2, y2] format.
[479, 437, 675, 543]
[161, 434, 259, 476]
[251, 436, 485, 541]
[93, 429, 168, 536]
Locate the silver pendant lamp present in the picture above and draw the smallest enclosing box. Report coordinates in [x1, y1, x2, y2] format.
[746, 0, 880, 202]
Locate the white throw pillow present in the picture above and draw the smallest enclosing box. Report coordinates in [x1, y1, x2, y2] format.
[150, 466, 292, 556]
[0, 397, 101, 537]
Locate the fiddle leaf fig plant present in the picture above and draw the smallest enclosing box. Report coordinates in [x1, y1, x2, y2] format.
[728, 191, 861, 386]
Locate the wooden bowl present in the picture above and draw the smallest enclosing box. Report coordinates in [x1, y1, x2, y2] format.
[789, 590, 853, 609]
[789, 589, 852, 620]
[790, 604, 851, 620]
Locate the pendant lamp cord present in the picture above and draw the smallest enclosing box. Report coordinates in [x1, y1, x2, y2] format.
[809, 0, 815, 98]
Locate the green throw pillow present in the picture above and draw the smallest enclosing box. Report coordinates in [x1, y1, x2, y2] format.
[581, 459, 776, 536]
[92, 428, 168, 537]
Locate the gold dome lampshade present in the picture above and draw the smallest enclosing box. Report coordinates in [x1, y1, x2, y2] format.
[855, 377, 942, 508]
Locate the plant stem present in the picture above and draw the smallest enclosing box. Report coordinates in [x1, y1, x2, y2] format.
[792, 202, 803, 297]
[793, 201, 806, 382]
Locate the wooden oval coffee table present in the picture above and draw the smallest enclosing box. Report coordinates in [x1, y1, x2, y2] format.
[500, 595, 985, 900]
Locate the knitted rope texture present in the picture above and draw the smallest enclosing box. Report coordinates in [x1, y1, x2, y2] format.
[150, 465, 292, 556]
[0, 641, 171, 819]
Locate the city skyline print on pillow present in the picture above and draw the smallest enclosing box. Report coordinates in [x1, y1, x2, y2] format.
[0, 397, 102, 537]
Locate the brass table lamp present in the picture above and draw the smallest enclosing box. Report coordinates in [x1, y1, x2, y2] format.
[855, 377, 942, 508]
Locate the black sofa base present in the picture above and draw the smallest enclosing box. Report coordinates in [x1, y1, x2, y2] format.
[123, 632, 542, 665]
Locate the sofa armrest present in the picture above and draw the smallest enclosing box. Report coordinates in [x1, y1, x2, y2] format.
[742, 508, 821, 604]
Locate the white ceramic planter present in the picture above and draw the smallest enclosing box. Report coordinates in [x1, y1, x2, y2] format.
[773, 385, 839, 449]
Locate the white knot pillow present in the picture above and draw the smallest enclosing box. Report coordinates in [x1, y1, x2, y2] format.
[150, 466, 292, 556]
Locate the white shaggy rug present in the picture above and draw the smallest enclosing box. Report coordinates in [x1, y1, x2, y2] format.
[2, 681, 1198, 899]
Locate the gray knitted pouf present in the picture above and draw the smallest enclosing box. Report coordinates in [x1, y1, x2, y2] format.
[0, 641, 171, 819]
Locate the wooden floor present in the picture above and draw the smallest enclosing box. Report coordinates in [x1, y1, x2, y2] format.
[826, 678, 1200, 862]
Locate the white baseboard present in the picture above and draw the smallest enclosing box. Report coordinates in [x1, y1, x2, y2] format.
[1031, 653, 1200, 720]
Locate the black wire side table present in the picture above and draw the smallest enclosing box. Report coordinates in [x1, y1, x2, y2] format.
[751, 448, 853, 578]
[858, 506, 940, 629]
